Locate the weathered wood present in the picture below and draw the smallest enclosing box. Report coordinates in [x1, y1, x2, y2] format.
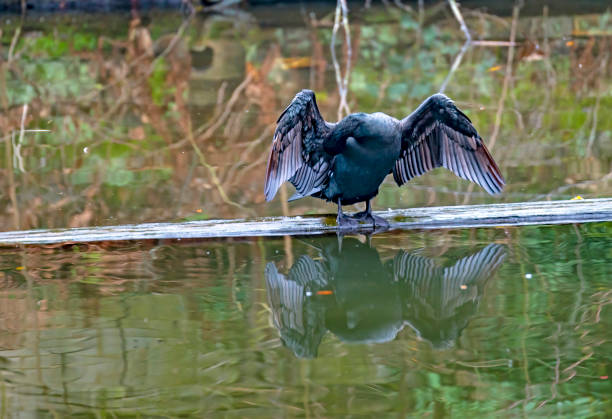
[0, 199, 610, 245]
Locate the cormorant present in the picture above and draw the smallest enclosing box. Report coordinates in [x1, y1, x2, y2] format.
[264, 90, 505, 227]
[265, 238, 506, 358]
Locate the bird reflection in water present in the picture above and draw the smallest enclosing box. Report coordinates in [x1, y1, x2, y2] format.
[265, 238, 506, 358]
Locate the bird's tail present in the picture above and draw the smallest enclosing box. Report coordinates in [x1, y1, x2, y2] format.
[288, 193, 304, 202]
[287, 186, 323, 202]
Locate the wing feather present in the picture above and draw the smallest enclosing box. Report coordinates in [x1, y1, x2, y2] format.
[264, 90, 333, 201]
[265, 258, 328, 358]
[394, 244, 506, 325]
[441, 244, 506, 291]
[394, 94, 505, 195]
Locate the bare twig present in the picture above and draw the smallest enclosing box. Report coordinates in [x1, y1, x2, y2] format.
[231, 148, 269, 186]
[331, 0, 352, 120]
[536, 323, 561, 410]
[393, 0, 413, 14]
[447, 0, 471, 42]
[455, 359, 511, 368]
[586, 54, 608, 157]
[562, 352, 593, 374]
[487, 3, 520, 151]
[439, 0, 471, 93]
[147, 13, 194, 75]
[185, 113, 252, 214]
[4, 131, 19, 230]
[12, 104, 28, 173]
[196, 74, 253, 142]
[280, 184, 291, 219]
[443, 0, 477, 205]
[79, 11, 194, 104]
[215, 81, 228, 116]
[439, 41, 471, 94]
[163, 75, 252, 154]
[8, 26, 21, 63]
[417, 0, 424, 42]
[222, 125, 273, 186]
[471, 40, 518, 47]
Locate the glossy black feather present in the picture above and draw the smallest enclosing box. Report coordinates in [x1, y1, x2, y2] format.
[265, 91, 505, 209]
[395, 94, 505, 194]
[264, 90, 334, 201]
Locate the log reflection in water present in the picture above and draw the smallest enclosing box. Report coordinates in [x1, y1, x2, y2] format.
[265, 238, 506, 358]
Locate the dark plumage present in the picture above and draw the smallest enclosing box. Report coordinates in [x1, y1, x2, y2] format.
[265, 90, 505, 227]
[265, 239, 506, 357]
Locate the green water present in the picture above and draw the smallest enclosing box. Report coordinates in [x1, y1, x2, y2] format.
[0, 223, 609, 417]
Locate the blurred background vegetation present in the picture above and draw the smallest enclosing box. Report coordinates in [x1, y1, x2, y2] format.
[0, 0, 611, 232]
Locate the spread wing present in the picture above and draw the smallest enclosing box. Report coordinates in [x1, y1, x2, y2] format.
[264, 90, 334, 201]
[394, 244, 506, 318]
[394, 94, 505, 195]
[393, 244, 506, 347]
[265, 258, 329, 358]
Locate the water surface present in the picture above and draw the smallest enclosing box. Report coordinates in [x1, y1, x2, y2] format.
[0, 223, 609, 416]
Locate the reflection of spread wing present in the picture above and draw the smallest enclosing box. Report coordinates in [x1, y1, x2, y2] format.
[395, 243, 506, 315]
[394, 244, 506, 347]
[264, 257, 328, 358]
[264, 90, 334, 201]
[394, 94, 504, 195]
[288, 254, 329, 289]
[441, 243, 506, 304]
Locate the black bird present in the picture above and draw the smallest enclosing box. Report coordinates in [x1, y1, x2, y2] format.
[265, 238, 506, 358]
[264, 90, 505, 227]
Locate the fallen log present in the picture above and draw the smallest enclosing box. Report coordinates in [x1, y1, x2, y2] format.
[0, 198, 610, 245]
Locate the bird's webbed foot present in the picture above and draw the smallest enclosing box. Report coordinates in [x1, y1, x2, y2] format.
[371, 214, 390, 229]
[336, 199, 389, 230]
[351, 210, 390, 229]
[351, 210, 369, 220]
[354, 213, 389, 229]
[336, 213, 361, 228]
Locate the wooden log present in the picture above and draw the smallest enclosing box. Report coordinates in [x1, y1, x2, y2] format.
[0, 198, 610, 245]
